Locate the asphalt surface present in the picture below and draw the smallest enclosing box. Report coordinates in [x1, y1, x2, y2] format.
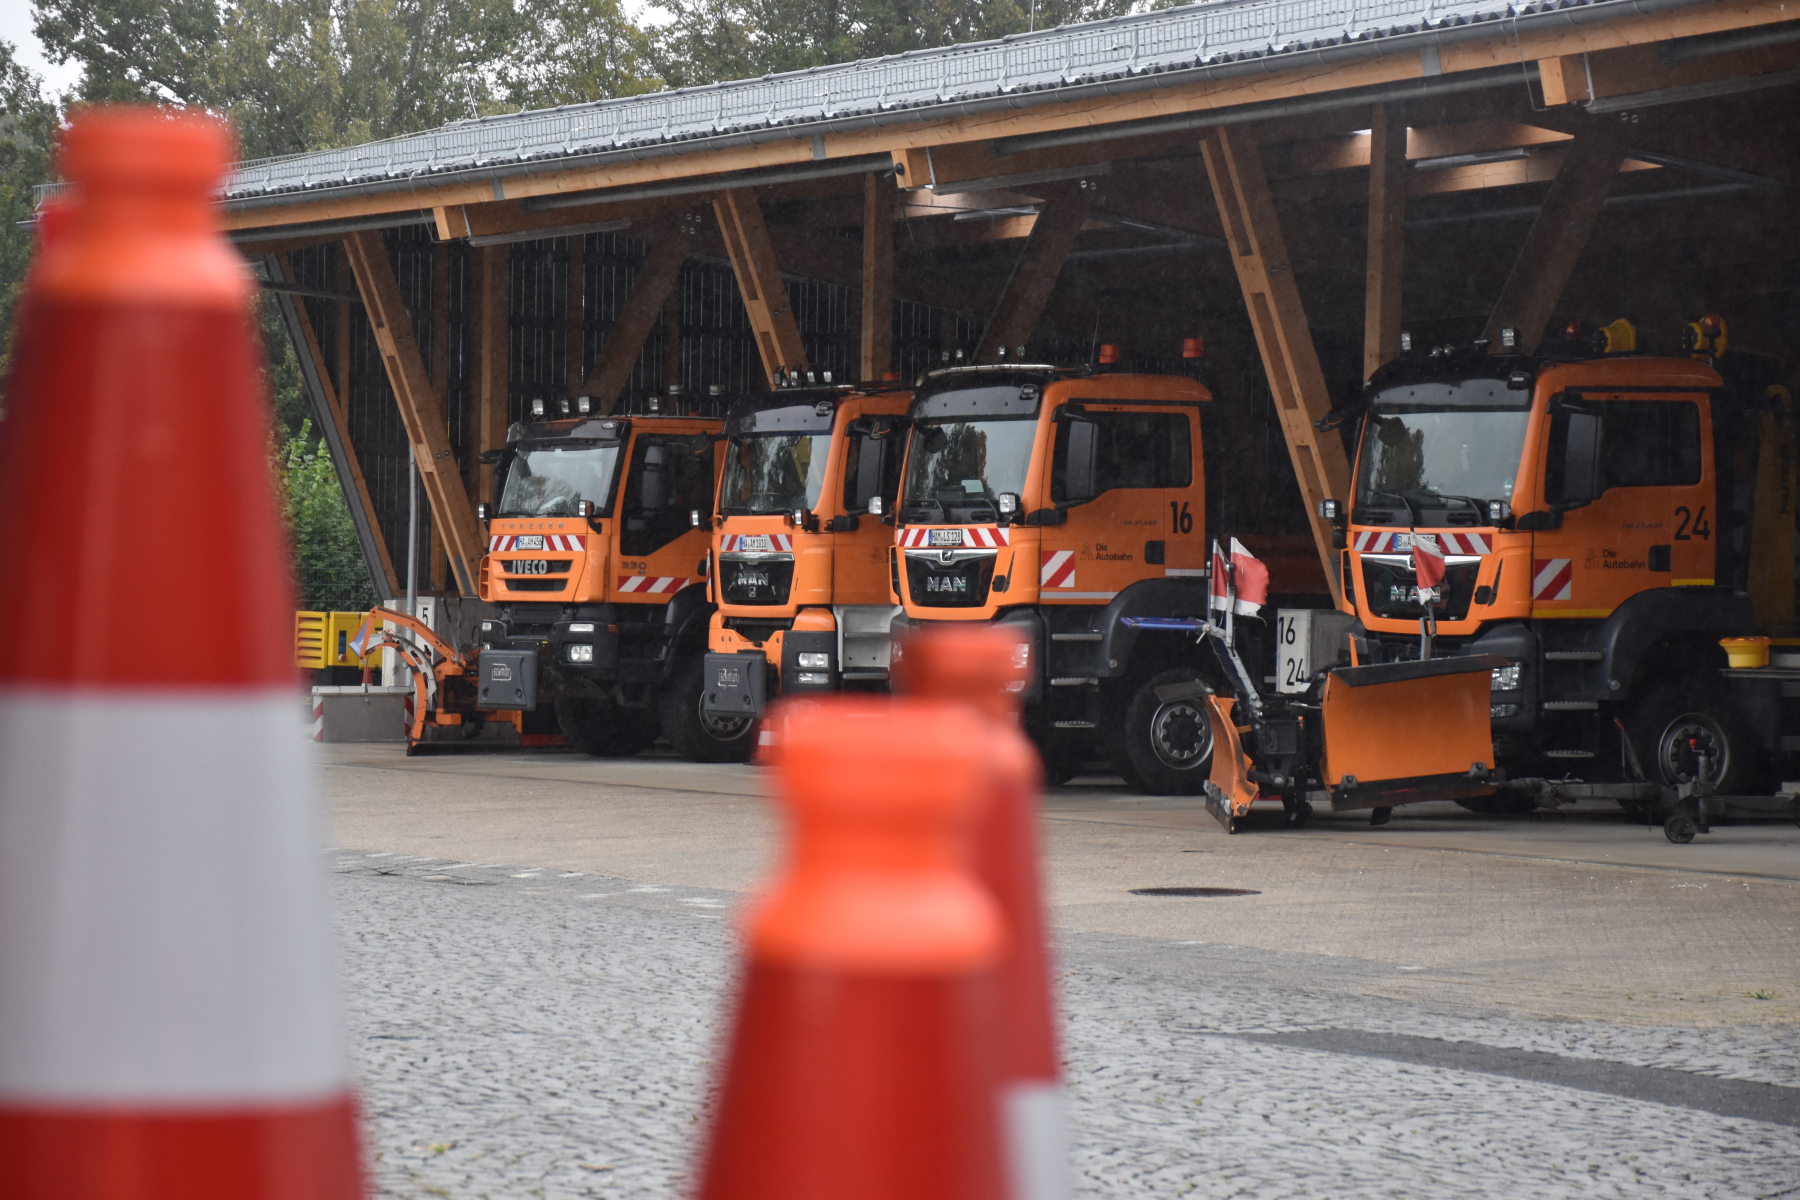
[317, 745, 1800, 1197]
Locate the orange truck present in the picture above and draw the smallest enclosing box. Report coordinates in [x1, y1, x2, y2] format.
[473, 393, 754, 761]
[1313, 317, 1799, 831]
[698, 383, 911, 721]
[879, 363, 1216, 791]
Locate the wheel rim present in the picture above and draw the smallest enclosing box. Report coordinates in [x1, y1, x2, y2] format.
[1654, 711, 1730, 785]
[697, 694, 753, 742]
[1149, 698, 1212, 771]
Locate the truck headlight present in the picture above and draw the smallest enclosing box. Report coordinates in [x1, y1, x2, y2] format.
[1491, 662, 1521, 691]
[797, 652, 830, 670]
[567, 644, 594, 663]
[796, 672, 829, 685]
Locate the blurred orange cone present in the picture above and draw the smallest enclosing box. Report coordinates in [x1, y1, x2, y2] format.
[895, 627, 1071, 1199]
[0, 109, 364, 1197]
[698, 697, 1006, 1200]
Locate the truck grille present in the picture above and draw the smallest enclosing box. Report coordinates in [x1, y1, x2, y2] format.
[502, 559, 571, 575]
[905, 552, 996, 608]
[505, 578, 569, 593]
[1361, 555, 1480, 622]
[719, 557, 794, 605]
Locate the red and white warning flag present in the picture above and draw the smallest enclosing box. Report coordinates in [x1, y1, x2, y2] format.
[1209, 539, 1270, 617]
[0, 109, 363, 1196]
[1411, 533, 1447, 595]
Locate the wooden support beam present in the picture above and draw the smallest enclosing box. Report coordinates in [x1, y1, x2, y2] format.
[1364, 103, 1407, 382]
[861, 172, 895, 382]
[473, 244, 510, 509]
[574, 221, 692, 412]
[713, 189, 808, 385]
[343, 230, 483, 597]
[1199, 126, 1349, 606]
[975, 180, 1093, 360]
[1482, 120, 1631, 351]
[429, 241, 452, 594]
[278, 254, 399, 599]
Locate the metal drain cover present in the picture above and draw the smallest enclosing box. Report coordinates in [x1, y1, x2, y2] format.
[1129, 886, 1261, 897]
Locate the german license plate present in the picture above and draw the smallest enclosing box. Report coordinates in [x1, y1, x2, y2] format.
[515, 535, 544, 550]
[928, 528, 963, 547]
[738, 535, 773, 552]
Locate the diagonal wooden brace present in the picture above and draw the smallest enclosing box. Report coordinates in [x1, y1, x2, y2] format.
[713, 189, 808, 386]
[343, 230, 483, 598]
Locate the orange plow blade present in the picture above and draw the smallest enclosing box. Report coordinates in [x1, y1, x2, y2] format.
[1319, 655, 1504, 810]
[1201, 695, 1260, 833]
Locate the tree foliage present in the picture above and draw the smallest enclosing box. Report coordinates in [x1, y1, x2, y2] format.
[281, 418, 380, 611]
[0, 41, 58, 390]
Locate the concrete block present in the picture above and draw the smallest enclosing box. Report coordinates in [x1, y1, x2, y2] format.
[312, 685, 411, 742]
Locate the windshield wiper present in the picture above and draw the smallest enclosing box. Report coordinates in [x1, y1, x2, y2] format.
[905, 495, 949, 522]
[1366, 489, 1420, 527]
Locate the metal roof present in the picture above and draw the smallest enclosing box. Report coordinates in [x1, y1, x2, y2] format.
[70, 0, 1717, 211]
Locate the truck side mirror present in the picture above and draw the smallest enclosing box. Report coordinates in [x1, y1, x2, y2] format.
[1063, 418, 1098, 505]
[1550, 410, 1601, 509]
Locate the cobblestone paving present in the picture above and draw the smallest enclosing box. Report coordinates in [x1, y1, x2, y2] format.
[333, 852, 1800, 1199]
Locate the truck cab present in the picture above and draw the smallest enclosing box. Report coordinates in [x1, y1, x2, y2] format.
[700, 384, 910, 722]
[476, 397, 753, 762]
[889, 365, 1214, 791]
[1333, 332, 1791, 794]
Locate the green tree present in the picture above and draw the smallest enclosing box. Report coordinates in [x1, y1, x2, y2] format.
[281, 417, 379, 611]
[499, 0, 660, 110]
[0, 41, 57, 401]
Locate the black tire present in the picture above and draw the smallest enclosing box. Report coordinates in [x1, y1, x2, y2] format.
[1625, 682, 1763, 795]
[660, 654, 758, 763]
[555, 697, 660, 758]
[1116, 668, 1214, 796]
[1665, 811, 1698, 844]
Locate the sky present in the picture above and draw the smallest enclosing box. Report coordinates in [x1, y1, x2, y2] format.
[0, 3, 84, 97]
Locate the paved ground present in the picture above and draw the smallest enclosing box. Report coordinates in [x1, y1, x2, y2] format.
[319, 745, 1800, 1198]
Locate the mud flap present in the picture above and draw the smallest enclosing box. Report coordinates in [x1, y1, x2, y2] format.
[1320, 655, 1504, 809]
[1200, 695, 1259, 834]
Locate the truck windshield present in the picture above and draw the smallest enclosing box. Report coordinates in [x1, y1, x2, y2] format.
[901, 417, 1036, 523]
[496, 441, 621, 517]
[720, 433, 833, 515]
[1355, 406, 1530, 523]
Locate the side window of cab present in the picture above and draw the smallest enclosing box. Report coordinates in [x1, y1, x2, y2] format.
[621, 435, 714, 557]
[1050, 409, 1193, 505]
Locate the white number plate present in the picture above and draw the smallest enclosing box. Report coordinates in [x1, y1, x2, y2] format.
[928, 528, 964, 547]
[738, 535, 773, 552]
[515, 535, 545, 550]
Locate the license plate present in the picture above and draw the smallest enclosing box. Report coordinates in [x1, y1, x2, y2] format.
[928, 528, 963, 547]
[515, 535, 544, 550]
[738, 535, 773, 552]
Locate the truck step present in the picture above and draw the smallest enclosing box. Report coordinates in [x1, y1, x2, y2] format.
[840, 670, 888, 681]
[1544, 651, 1603, 662]
[1051, 632, 1104, 642]
[1050, 677, 1100, 687]
[1544, 749, 1596, 758]
[1542, 701, 1601, 711]
[1053, 720, 1097, 729]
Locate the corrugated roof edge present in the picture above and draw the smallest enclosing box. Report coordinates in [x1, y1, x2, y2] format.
[35, 0, 1715, 216]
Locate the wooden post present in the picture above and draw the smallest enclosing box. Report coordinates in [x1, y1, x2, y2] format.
[1483, 120, 1630, 352]
[343, 230, 484, 598]
[861, 172, 895, 381]
[277, 254, 400, 599]
[474, 244, 510, 510]
[430, 241, 451, 592]
[1364, 103, 1407, 382]
[975, 180, 1093, 361]
[1199, 126, 1350, 607]
[575, 221, 692, 412]
[713, 188, 808, 385]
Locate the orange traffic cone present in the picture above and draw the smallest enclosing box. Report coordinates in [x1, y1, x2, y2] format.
[0, 109, 364, 1197]
[894, 627, 1071, 1199]
[698, 697, 1007, 1200]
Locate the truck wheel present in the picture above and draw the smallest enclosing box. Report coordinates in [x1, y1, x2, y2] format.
[554, 697, 659, 758]
[1626, 683, 1761, 795]
[1117, 668, 1214, 796]
[660, 654, 758, 763]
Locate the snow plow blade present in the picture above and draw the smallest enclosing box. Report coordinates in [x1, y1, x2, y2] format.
[1200, 694, 1260, 833]
[1320, 655, 1505, 810]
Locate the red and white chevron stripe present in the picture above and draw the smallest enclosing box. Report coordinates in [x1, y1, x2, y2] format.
[488, 533, 585, 552]
[1351, 530, 1491, 555]
[1532, 558, 1574, 601]
[898, 525, 1012, 549]
[617, 575, 690, 594]
[312, 695, 324, 742]
[720, 533, 794, 553]
[1040, 550, 1076, 589]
